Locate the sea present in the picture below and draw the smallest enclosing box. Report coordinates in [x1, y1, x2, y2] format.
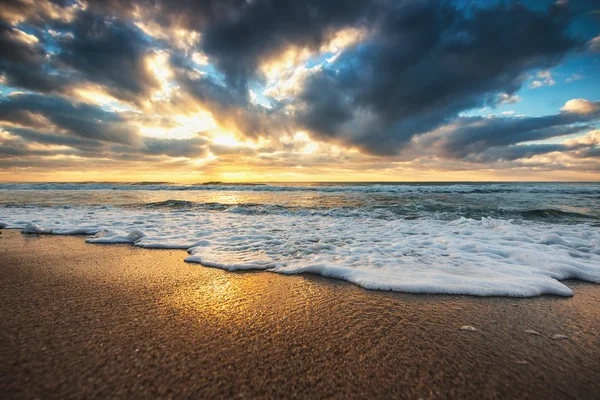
[1, 182, 599, 297]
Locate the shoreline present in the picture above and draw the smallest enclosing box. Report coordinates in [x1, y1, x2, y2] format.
[2, 226, 595, 298]
[1, 230, 600, 398]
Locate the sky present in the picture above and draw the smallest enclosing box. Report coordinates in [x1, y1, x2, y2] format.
[0, 0, 599, 182]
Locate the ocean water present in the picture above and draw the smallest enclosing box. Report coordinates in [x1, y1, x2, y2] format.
[1, 182, 599, 297]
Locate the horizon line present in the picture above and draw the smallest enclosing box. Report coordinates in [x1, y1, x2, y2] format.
[1, 180, 600, 185]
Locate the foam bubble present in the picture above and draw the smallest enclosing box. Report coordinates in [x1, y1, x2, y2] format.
[22, 222, 53, 234]
[87, 229, 146, 244]
[1, 205, 599, 297]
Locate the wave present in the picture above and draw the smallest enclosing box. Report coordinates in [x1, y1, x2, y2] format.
[2, 199, 598, 222]
[2, 182, 600, 195]
[2, 206, 599, 297]
[520, 209, 598, 220]
[137, 201, 599, 222]
[144, 200, 198, 209]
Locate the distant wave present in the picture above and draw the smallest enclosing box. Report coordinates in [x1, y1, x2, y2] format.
[198, 181, 267, 186]
[2, 182, 600, 195]
[520, 209, 598, 220]
[0, 199, 577, 223]
[137, 201, 598, 221]
[144, 200, 198, 209]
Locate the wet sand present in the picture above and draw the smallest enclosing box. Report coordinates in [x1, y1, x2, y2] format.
[1, 230, 599, 399]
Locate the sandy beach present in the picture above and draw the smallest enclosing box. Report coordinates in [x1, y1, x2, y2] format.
[1, 229, 599, 399]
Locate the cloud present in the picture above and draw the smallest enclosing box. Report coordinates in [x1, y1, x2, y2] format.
[588, 35, 600, 52]
[498, 93, 522, 105]
[84, 0, 246, 32]
[0, 20, 69, 93]
[430, 111, 596, 160]
[560, 99, 599, 114]
[103, 137, 209, 159]
[1, 7, 162, 103]
[0, 128, 209, 169]
[137, 137, 208, 158]
[0, 0, 82, 26]
[200, 0, 374, 94]
[295, 1, 578, 155]
[566, 73, 584, 82]
[564, 129, 600, 146]
[529, 70, 556, 89]
[401, 98, 600, 164]
[474, 135, 600, 163]
[5, 126, 105, 149]
[463, 143, 568, 163]
[172, 64, 293, 140]
[56, 11, 161, 104]
[0, 93, 140, 144]
[0, 0, 597, 179]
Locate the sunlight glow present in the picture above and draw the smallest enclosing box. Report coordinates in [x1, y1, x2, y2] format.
[140, 111, 217, 139]
[146, 51, 174, 101]
[71, 86, 119, 106]
[260, 27, 367, 99]
[136, 21, 201, 51]
[211, 132, 247, 147]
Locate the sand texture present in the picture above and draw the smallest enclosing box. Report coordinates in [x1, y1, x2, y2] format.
[1, 230, 599, 399]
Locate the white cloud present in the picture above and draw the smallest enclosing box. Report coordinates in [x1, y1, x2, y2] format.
[9, 28, 39, 45]
[263, 64, 322, 100]
[588, 35, 600, 53]
[563, 130, 600, 147]
[566, 73, 584, 82]
[529, 80, 543, 89]
[191, 52, 209, 66]
[560, 99, 599, 114]
[529, 70, 555, 89]
[498, 93, 522, 105]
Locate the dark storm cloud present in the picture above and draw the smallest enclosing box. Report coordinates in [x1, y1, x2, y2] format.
[0, 135, 42, 157]
[0, 20, 68, 92]
[156, 0, 245, 30]
[0, 94, 139, 144]
[0, 0, 71, 25]
[437, 109, 599, 159]
[296, 1, 581, 155]
[56, 11, 159, 103]
[576, 147, 600, 158]
[465, 144, 572, 163]
[468, 144, 567, 162]
[0, 128, 208, 165]
[130, 137, 208, 158]
[5, 126, 105, 149]
[0, 154, 193, 170]
[85, 0, 370, 88]
[0, 21, 41, 64]
[463, 140, 600, 163]
[1, 5, 160, 102]
[0, 127, 100, 160]
[174, 68, 246, 109]
[0, 0, 597, 173]
[200, 0, 373, 93]
[85, 0, 245, 30]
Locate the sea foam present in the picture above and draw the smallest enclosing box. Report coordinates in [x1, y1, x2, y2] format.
[1, 206, 599, 297]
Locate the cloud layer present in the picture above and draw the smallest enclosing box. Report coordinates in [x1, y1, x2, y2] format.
[0, 0, 598, 181]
